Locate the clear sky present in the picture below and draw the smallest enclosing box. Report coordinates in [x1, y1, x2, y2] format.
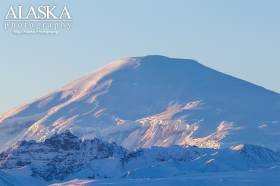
[0, 0, 279, 113]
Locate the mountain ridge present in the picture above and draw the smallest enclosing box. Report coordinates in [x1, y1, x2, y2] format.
[0, 131, 279, 183]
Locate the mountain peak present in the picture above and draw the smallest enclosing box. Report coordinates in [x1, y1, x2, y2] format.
[0, 55, 279, 152]
[123, 55, 199, 67]
[44, 130, 80, 150]
[126, 55, 198, 63]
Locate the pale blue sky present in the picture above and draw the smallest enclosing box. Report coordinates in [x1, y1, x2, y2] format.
[0, 0, 279, 113]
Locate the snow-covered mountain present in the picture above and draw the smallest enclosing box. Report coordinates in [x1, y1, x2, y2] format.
[0, 130, 126, 181]
[0, 131, 279, 185]
[0, 55, 280, 152]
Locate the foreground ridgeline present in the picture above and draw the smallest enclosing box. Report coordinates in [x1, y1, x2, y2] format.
[0, 130, 279, 183]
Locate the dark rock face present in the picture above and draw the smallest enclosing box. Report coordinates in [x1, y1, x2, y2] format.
[44, 130, 81, 151]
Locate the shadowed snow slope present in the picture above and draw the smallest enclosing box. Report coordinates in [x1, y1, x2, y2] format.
[0, 55, 280, 151]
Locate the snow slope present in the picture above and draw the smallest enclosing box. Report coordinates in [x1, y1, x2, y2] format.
[0, 55, 280, 151]
[50, 168, 280, 186]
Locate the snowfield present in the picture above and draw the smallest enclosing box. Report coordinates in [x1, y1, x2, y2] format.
[51, 168, 280, 186]
[2, 166, 280, 186]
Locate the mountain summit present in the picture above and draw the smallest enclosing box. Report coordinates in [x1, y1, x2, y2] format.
[0, 55, 280, 151]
